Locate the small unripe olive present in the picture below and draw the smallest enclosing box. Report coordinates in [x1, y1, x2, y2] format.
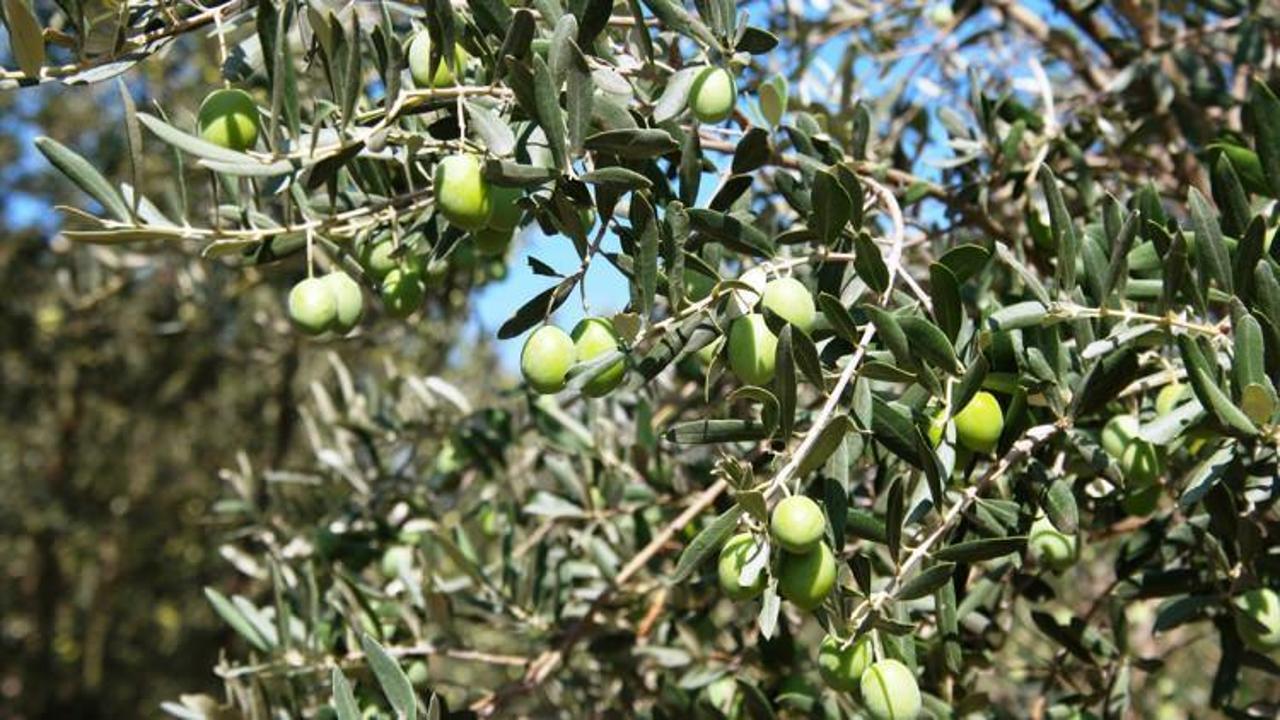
[717, 532, 767, 601]
[1155, 382, 1188, 416]
[407, 31, 468, 88]
[926, 2, 954, 26]
[817, 634, 872, 692]
[288, 277, 337, 335]
[380, 268, 425, 318]
[1101, 415, 1163, 486]
[770, 495, 825, 553]
[1233, 587, 1280, 653]
[322, 271, 364, 334]
[359, 235, 400, 280]
[761, 277, 816, 333]
[488, 185, 525, 232]
[197, 88, 259, 151]
[434, 154, 493, 231]
[728, 313, 778, 386]
[380, 544, 412, 577]
[474, 227, 513, 257]
[1028, 515, 1078, 572]
[953, 391, 1004, 454]
[406, 660, 429, 687]
[776, 542, 836, 611]
[860, 659, 922, 720]
[521, 325, 576, 394]
[689, 66, 737, 123]
[571, 317, 626, 397]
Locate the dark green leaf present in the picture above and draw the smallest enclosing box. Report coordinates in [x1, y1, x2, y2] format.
[731, 128, 771, 174]
[853, 234, 889, 293]
[934, 536, 1026, 562]
[897, 563, 956, 601]
[1187, 187, 1233, 295]
[669, 506, 743, 584]
[811, 170, 852, 245]
[666, 419, 771, 444]
[584, 129, 679, 158]
[1249, 79, 1280, 198]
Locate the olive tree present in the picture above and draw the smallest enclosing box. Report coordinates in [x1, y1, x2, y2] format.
[7, 0, 1280, 718]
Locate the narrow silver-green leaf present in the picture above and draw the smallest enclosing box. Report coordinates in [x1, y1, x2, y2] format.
[670, 506, 743, 584]
[360, 634, 417, 720]
[36, 137, 131, 223]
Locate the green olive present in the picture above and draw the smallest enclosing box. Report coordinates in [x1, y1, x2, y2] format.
[761, 277, 816, 333]
[1028, 515, 1078, 572]
[322, 271, 364, 334]
[380, 268, 425, 318]
[1100, 415, 1163, 486]
[926, 2, 955, 26]
[860, 659, 922, 720]
[380, 544, 412, 578]
[695, 336, 723, 366]
[359, 235, 400, 280]
[685, 268, 717, 302]
[727, 313, 778, 386]
[474, 227, 514, 257]
[434, 154, 493, 231]
[1155, 382, 1188, 416]
[689, 66, 737, 124]
[1233, 587, 1280, 653]
[288, 277, 337, 335]
[406, 660, 430, 688]
[571, 317, 626, 397]
[521, 325, 576, 394]
[717, 532, 767, 601]
[770, 495, 825, 553]
[488, 185, 525, 232]
[953, 391, 1004, 454]
[197, 88, 259, 151]
[817, 634, 872, 692]
[407, 31, 468, 88]
[776, 542, 836, 611]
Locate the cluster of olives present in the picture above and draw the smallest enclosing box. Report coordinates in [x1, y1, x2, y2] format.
[287, 272, 364, 336]
[408, 30, 469, 89]
[519, 318, 626, 396]
[717, 496, 835, 610]
[722, 276, 816, 385]
[1101, 408, 1165, 516]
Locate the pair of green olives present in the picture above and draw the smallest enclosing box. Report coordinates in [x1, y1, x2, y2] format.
[727, 277, 817, 385]
[816, 637, 922, 719]
[1100, 413, 1164, 515]
[288, 272, 364, 335]
[407, 31, 469, 88]
[520, 318, 626, 396]
[358, 236, 431, 318]
[433, 153, 528, 256]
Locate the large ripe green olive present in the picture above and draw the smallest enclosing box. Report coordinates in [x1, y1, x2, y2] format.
[474, 227, 514, 257]
[380, 268, 425, 318]
[717, 532, 767, 601]
[769, 495, 825, 553]
[322, 271, 364, 334]
[197, 88, 259, 151]
[571, 317, 626, 397]
[761, 277, 816, 333]
[520, 325, 576, 394]
[488, 185, 525, 232]
[434, 154, 493, 231]
[817, 634, 872, 692]
[1028, 515, 1078, 572]
[1100, 415, 1163, 486]
[689, 66, 737, 124]
[1233, 587, 1280, 653]
[727, 314, 778, 386]
[407, 31, 468, 88]
[288, 277, 337, 335]
[776, 542, 836, 611]
[953, 391, 1004, 454]
[860, 659, 923, 720]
